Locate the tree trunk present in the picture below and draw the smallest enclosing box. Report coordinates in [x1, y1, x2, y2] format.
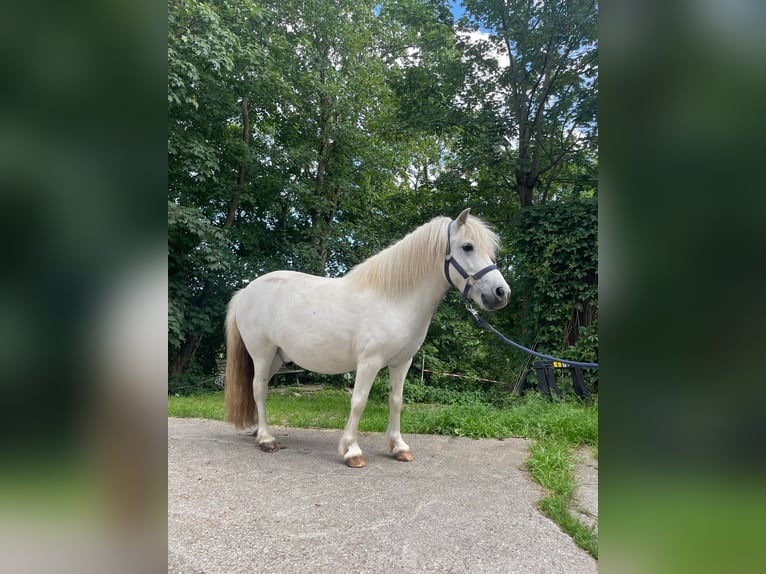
[170, 334, 203, 377]
[309, 88, 334, 275]
[564, 301, 595, 347]
[224, 96, 250, 229]
[516, 181, 534, 208]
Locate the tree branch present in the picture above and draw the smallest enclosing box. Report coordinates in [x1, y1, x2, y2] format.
[223, 95, 250, 229]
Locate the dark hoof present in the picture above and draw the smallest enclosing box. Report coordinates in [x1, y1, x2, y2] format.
[394, 451, 414, 462]
[259, 441, 278, 453]
[346, 455, 367, 468]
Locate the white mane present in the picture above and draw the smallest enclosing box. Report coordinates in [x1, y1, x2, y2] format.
[345, 214, 499, 298]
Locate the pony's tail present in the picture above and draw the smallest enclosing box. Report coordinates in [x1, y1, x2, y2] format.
[223, 292, 255, 429]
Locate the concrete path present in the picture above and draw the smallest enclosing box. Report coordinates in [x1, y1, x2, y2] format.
[168, 418, 597, 574]
[573, 448, 599, 537]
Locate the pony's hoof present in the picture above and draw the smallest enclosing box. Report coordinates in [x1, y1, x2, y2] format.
[259, 441, 278, 453]
[394, 451, 414, 462]
[346, 456, 367, 468]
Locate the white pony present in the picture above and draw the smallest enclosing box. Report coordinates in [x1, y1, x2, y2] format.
[224, 208, 510, 467]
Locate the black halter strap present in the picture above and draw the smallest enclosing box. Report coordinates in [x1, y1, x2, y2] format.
[444, 220, 498, 301]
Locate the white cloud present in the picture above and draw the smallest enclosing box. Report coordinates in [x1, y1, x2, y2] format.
[457, 28, 510, 70]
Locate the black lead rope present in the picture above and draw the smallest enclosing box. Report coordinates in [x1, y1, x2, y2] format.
[465, 304, 599, 369]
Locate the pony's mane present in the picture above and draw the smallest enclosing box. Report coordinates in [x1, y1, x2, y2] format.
[345, 214, 499, 298]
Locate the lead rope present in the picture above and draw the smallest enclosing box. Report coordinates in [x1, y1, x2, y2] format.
[464, 303, 599, 369]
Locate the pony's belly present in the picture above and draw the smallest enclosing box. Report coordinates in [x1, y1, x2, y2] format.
[273, 319, 358, 374]
[277, 332, 424, 375]
[278, 346, 357, 375]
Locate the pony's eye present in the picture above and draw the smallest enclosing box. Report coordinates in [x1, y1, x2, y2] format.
[462, 243, 474, 253]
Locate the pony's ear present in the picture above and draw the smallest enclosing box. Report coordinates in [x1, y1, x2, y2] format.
[455, 208, 471, 227]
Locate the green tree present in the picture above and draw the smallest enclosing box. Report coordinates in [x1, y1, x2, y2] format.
[166, 0, 598, 391]
[456, 0, 598, 208]
[168, 0, 464, 377]
[168, 0, 261, 376]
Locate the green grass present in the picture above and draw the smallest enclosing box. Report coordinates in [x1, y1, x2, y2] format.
[169, 386, 598, 557]
[528, 440, 598, 557]
[168, 392, 227, 419]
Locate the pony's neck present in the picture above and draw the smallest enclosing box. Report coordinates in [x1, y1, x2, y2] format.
[406, 272, 451, 321]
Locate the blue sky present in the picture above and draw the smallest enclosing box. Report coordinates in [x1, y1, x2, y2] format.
[449, 1, 494, 34]
[375, 2, 492, 33]
[449, 0, 465, 20]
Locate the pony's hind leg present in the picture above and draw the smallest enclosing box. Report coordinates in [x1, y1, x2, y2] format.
[251, 349, 282, 452]
[385, 359, 413, 462]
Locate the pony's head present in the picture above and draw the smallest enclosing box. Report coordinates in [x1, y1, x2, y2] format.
[445, 208, 510, 311]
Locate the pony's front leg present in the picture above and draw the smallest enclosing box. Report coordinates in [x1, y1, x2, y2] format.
[385, 359, 413, 462]
[339, 362, 380, 468]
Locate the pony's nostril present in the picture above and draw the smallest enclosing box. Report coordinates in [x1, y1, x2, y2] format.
[496, 286, 506, 299]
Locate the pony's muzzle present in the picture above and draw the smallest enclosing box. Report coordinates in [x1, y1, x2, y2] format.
[481, 284, 510, 310]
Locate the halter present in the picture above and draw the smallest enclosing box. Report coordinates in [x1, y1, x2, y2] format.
[444, 220, 499, 301]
